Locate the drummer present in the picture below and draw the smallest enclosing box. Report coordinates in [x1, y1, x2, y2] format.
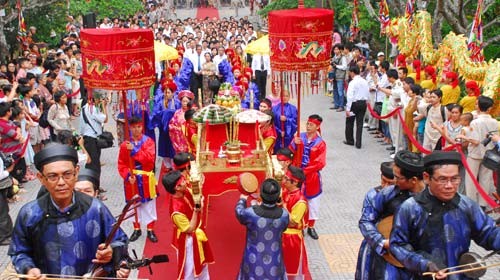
[355, 151, 425, 279]
[390, 151, 500, 279]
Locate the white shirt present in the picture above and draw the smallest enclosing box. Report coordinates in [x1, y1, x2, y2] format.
[251, 54, 271, 75]
[376, 73, 389, 103]
[346, 75, 370, 111]
[332, 55, 348, 71]
[188, 53, 206, 74]
[213, 54, 227, 75]
[387, 80, 405, 112]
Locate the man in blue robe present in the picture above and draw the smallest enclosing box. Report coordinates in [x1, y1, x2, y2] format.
[236, 178, 289, 280]
[8, 143, 128, 278]
[390, 151, 500, 280]
[273, 90, 298, 153]
[355, 151, 425, 280]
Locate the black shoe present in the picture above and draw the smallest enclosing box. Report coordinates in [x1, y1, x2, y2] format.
[355, 145, 361, 149]
[307, 228, 319, 240]
[367, 128, 377, 131]
[147, 230, 158, 243]
[343, 140, 354, 146]
[330, 106, 339, 110]
[386, 146, 396, 151]
[129, 230, 142, 242]
[0, 237, 11, 246]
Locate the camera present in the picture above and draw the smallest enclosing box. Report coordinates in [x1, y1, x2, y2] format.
[0, 152, 14, 169]
[72, 133, 82, 148]
[481, 131, 498, 146]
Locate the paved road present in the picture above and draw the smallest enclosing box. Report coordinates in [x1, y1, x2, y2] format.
[1, 6, 499, 280]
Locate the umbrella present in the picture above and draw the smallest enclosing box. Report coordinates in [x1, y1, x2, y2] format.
[245, 35, 269, 55]
[154, 41, 179, 62]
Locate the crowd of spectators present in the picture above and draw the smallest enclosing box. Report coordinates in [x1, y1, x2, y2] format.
[329, 42, 499, 207]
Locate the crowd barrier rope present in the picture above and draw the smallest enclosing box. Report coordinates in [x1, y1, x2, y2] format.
[367, 103, 500, 208]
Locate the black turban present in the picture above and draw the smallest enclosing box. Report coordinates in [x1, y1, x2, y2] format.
[34, 143, 78, 171]
[424, 151, 462, 167]
[394, 150, 424, 173]
[77, 168, 100, 188]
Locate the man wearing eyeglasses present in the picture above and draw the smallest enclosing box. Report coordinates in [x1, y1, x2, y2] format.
[355, 151, 424, 280]
[390, 151, 500, 280]
[8, 143, 129, 279]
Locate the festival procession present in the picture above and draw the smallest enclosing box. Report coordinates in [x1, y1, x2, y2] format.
[0, 0, 499, 279]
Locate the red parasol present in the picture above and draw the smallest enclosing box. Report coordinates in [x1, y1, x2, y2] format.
[268, 5, 333, 163]
[80, 28, 155, 190]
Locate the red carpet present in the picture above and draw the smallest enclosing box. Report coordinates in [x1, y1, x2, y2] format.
[139, 171, 312, 279]
[196, 7, 220, 20]
[138, 173, 246, 279]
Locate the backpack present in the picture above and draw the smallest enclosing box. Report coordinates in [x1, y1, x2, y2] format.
[38, 109, 50, 128]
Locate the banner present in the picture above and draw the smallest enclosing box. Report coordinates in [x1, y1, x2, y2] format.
[350, 0, 360, 40]
[468, 0, 485, 62]
[16, 0, 27, 48]
[268, 8, 333, 72]
[405, 0, 416, 24]
[80, 29, 155, 90]
[379, 0, 390, 34]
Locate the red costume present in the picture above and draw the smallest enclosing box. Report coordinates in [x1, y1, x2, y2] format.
[289, 132, 327, 198]
[282, 188, 309, 276]
[118, 135, 157, 202]
[170, 186, 214, 280]
[261, 123, 277, 155]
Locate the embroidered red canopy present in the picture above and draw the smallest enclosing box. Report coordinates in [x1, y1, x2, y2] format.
[80, 28, 155, 90]
[268, 8, 334, 72]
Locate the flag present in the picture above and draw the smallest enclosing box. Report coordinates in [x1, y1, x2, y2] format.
[379, 0, 390, 34]
[350, 0, 360, 41]
[16, 0, 27, 47]
[405, 0, 415, 24]
[468, 0, 484, 62]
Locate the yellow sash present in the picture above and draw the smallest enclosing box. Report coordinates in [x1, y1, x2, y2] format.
[132, 169, 157, 198]
[176, 227, 208, 263]
[284, 228, 303, 235]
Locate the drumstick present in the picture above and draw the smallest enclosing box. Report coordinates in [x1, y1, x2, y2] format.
[422, 261, 500, 277]
[422, 259, 486, 274]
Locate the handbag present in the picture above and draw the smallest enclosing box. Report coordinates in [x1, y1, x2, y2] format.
[39, 109, 50, 128]
[0, 176, 13, 190]
[82, 106, 114, 149]
[482, 148, 500, 171]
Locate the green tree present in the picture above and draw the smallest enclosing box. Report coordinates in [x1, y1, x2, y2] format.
[0, 0, 144, 61]
[69, 0, 144, 20]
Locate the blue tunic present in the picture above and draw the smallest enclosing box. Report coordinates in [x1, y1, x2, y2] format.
[235, 198, 289, 280]
[272, 103, 298, 153]
[8, 192, 128, 276]
[150, 86, 181, 158]
[241, 82, 260, 110]
[355, 185, 412, 280]
[390, 188, 500, 279]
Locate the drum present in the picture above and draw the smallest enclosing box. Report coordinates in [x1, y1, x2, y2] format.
[238, 172, 258, 195]
[377, 215, 403, 268]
